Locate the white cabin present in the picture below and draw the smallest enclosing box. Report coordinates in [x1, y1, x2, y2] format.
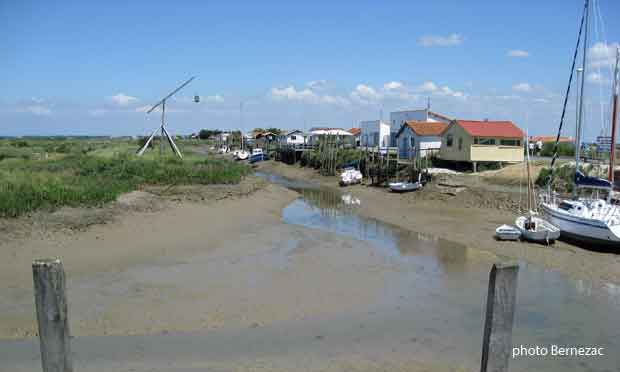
[281, 130, 307, 145]
[360, 120, 390, 147]
[389, 109, 451, 146]
[395, 121, 448, 159]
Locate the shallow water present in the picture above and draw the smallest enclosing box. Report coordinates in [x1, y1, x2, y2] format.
[1, 173, 619, 371]
[262, 171, 620, 371]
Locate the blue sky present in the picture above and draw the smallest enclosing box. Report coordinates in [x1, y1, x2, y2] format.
[1, 0, 619, 140]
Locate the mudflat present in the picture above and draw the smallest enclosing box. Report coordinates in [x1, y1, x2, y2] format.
[256, 161, 620, 285]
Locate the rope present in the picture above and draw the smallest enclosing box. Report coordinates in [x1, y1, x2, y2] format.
[548, 0, 589, 184]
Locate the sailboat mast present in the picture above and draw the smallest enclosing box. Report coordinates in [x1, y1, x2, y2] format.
[574, 0, 590, 197]
[609, 47, 620, 183]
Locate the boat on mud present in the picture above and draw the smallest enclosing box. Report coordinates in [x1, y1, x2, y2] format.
[539, 0, 620, 248]
[516, 215, 560, 243]
[495, 224, 521, 241]
[339, 167, 363, 186]
[389, 174, 422, 193]
[249, 149, 269, 163]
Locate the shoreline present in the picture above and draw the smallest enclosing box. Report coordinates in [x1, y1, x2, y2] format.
[254, 161, 620, 286]
[0, 177, 299, 339]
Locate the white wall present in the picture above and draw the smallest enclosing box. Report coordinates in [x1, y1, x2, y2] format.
[285, 132, 306, 144]
[396, 126, 442, 158]
[389, 109, 451, 146]
[360, 120, 390, 147]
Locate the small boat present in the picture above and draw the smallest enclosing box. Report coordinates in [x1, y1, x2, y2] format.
[389, 182, 422, 193]
[515, 215, 560, 244]
[249, 153, 269, 163]
[236, 150, 249, 160]
[495, 224, 521, 241]
[389, 173, 422, 193]
[339, 167, 362, 186]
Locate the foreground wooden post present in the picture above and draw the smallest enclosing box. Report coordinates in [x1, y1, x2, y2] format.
[33, 258, 73, 372]
[480, 263, 519, 372]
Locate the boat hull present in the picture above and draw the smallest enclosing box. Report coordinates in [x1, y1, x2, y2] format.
[541, 203, 620, 248]
[389, 182, 421, 193]
[515, 216, 560, 243]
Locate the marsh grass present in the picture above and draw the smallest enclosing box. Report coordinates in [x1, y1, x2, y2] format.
[0, 149, 251, 217]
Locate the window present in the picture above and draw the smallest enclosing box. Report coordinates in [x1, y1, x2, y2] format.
[410, 137, 415, 147]
[458, 137, 463, 150]
[475, 137, 496, 145]
[447, 134, 453, 147]
[290, 135, 296, 140]
[500, 139, 520, 146]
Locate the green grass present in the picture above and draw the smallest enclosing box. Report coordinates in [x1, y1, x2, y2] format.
[0, 139, 251, 217]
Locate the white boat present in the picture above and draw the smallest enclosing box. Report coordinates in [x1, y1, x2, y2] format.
[541, 197, 620, 246]
[539, 1, 620, 249]
[389, 174, 422, 193]
[340, 167, 362, 186]
[389, 181, 422, 193]
[495, 225, 521, 241]
[515, 215, 560, 243]
[516, 132, 561, 244]
[236, 150, 249, 160]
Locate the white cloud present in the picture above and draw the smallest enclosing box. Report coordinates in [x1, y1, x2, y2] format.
[416, 81, 438, 93]
[418, 33, 463, 47]
[109, 93, 138, 106]
[588, 42, 619, 68]
[13, 98, 53, 116]
[271, 85, 349, 106]
[383, 81, 404, 91]
[306, 80, 327, 89]
[512, 83, 532, 92]
[271, 86, 317, 102]
[349, 84, 381, 104]
[507, 49, 529, 57]
[23, 105, 52, 116]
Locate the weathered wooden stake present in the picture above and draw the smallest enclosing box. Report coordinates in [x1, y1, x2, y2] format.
[480, 263, 519, 372]
[33, 258, 73, 372]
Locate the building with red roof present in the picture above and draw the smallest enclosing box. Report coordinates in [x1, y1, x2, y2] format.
[394, 121, 449, 159]
[440, 119, 524, 168]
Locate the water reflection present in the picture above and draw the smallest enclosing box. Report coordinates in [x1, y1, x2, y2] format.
[260, 171, 620, 371]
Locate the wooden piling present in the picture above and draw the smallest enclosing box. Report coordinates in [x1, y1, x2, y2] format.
[33, 258, 73, 372]
[480, 263, 519, 372]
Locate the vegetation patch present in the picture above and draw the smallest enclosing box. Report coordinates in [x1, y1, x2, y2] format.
[0, 146, 251, 217]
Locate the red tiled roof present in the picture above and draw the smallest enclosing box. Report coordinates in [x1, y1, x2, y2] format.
[403, 121, 448, 136]
[455, 120, 524, 138]
[348, 128, 361, 135]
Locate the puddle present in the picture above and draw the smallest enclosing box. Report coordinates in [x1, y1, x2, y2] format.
[259, 171, 620, 371]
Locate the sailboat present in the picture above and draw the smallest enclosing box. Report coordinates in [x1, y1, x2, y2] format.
[516, 134, 560, 243]
[540, 0, 620, 248]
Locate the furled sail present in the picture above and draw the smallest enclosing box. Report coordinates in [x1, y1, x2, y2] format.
[574, 170, 612, 189]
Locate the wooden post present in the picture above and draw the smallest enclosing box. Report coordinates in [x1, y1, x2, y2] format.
[480, 263, 519, 372]
[33, 258, 73, 372]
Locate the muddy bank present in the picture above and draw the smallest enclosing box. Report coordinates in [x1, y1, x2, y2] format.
[0, 176, 266, 245]
[0, 178, 295, 339]
[255, 161, 620, 285]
